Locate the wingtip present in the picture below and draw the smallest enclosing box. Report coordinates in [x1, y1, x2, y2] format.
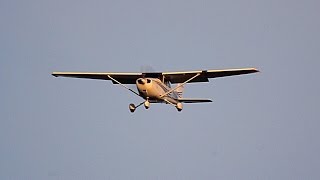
[252, 68, 260, 73]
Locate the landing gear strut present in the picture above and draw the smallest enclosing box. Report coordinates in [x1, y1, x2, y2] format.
[129, 99, 150, 113]
[107, 75, 149, 113]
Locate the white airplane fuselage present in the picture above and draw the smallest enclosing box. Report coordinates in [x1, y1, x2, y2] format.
[136, 78, 179, 105]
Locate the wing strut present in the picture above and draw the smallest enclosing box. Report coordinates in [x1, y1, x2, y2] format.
[160, 73, 201, 97]
[107, 75, 142, 98]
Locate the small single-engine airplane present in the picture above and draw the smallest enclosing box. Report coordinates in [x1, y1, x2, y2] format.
[52, 67, 259, 112]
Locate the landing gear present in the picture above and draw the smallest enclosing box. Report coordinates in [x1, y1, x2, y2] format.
[129, 104, 136, 113]
[107, 74, 146, 113]
[129, 99, 150, 113]
[163, 99, 183, 112]
[176, 102, 183, 112]
[144, 100, 150, 109]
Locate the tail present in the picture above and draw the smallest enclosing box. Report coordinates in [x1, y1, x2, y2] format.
[175, 83, 184, 98]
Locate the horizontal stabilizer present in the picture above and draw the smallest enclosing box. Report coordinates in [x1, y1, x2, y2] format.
[178, 98, 212, 103]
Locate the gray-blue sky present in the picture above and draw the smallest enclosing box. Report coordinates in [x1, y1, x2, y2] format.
[1, 0, 319, 179]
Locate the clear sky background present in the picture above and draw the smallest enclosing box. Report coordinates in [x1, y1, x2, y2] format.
[1, 0, 319, 179]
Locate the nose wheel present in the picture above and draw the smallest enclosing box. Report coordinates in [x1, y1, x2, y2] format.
[144, 100, 150, 109]
[129, 99, 150, 113]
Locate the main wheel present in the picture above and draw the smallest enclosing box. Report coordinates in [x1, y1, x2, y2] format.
[129, 103, 136, 113]
[176, 103, 183, 112]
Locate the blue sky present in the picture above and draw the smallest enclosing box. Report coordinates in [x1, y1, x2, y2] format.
[1, 0, 320, 179]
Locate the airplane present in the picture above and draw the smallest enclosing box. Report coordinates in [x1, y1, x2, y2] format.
[52, 67, 259, 112]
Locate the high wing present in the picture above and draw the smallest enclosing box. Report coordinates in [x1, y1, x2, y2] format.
[52, 68, 259, 84]
[163, 68, 259, 83]
[52, 72, 143, 84]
